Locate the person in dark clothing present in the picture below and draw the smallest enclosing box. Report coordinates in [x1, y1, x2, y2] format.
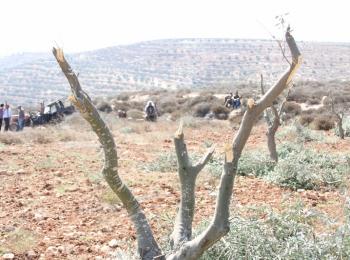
[144, 101, 158, 121]
[233, 91, 241, 109]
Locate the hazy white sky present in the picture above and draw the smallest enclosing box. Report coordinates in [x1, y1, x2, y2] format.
[0, 0, 349, 57]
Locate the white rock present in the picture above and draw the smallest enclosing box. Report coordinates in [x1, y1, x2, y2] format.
[45, 246, 58, 256]
[2, 253, 15, 259]
[26, 250, 37, 259]
[108, 239, 119, 248]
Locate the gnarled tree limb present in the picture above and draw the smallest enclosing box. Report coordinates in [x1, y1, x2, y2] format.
[170, 122, 215, 249]
[167, 27, 301, 260]
[260, 74, 291, 162]
[52, 48, 163, 260]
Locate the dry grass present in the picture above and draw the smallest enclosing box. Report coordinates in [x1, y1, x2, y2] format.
[0, 228, 37, 254]
[0, 132, 23, 145]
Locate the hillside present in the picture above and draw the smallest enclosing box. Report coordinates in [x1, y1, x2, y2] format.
[0, 38, 350, 106]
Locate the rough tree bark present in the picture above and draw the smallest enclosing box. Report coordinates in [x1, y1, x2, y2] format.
[330, 92, 345, 139]
[53, 27, 301, 260]
[52, 48, 164, 260]
[170, 122, 215, 249]
[260, 74, 290, 162]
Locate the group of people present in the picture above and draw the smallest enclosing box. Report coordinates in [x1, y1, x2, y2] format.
[224, 91, 241, 109]
[0, 104, 25, 132]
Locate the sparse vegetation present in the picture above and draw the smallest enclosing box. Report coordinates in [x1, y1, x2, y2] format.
[201, 203, 350, 260]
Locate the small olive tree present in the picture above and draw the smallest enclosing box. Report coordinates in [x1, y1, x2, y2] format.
[53, 27, 301, 260]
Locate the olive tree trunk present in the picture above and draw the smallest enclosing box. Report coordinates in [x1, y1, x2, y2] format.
[260, 74, 290, 162]
[52, 49, 164, 260]
[166, 28, 301, 260]
[53, 27, 301, 260]
[330, 92, 345, 139]
[170, 123, 215, 249]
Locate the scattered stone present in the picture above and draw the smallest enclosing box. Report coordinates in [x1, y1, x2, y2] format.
[100, 245, 110, 253]
[101, 227, 111, 233]
[66, 187, 79, 192]
[26, 250, 37, 259]
[34, 212, 48, 221]
[16, 169, 26, 175]
[57, 245, 66, 254]
[108, 239, 119, 248]
[45, 246, 59, 256]
[2, 253, 15, 259]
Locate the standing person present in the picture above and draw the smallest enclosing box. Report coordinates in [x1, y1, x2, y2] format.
[3, 104, 12, 131]
[17, 106, 25, 131]
[233, 91, 241, 109]
[0, 104, 4, 131]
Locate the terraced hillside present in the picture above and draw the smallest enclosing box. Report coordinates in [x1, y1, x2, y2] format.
[0, 38, 350, 105]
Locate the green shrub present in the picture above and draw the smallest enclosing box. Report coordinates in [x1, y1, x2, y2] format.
[235, 142, 348, 190]
[144, 152, 178, 173]
[265, 144, 348, 190]
[238, 152, 275, 177]
[201, 203, 350, 260]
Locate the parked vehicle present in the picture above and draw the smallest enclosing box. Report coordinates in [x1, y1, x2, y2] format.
[31, 100, 75, 126]
[10, 100, 75, 130]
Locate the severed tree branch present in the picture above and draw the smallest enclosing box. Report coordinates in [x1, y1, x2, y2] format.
[52, 48, 163, 260]
[170, 123, 215, 249]
[167, 27, 302, 260]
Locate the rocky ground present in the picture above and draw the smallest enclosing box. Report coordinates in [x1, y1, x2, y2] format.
[0, 115, 349, 259]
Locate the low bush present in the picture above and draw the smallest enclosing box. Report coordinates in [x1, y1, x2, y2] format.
[193, 102, 211, 117]
[212, 105, 230, 120]
[96, 101, 112, 113]
[283, 101, 302, 116]
[143, 152, 178, 173]
[299, 114, 315, 126]
[237, 152, 275, 177]
[266, 150, 346, 190]
[201, 203, 350, 260]
[311, 115, 335, 130]
[234, 142, 348, 191]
